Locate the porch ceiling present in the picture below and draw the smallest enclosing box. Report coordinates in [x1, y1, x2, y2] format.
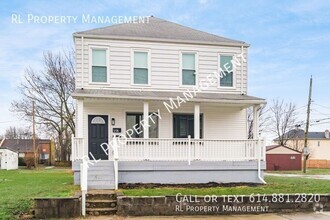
[72, 89, 266, 105]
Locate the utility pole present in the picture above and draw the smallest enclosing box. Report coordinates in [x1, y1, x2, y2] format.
[303, 76, 312, 173]
[32, 101, 37, 168]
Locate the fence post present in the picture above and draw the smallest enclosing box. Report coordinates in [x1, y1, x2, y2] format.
[188, 135, 191, 165]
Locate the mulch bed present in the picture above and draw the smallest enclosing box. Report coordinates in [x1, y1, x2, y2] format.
[119, 182, 261, 189]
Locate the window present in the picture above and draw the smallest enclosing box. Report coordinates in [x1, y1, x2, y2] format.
[173, 114, 203, 138]
[318, 141, 320, 147]
[133, 51, 149, 85]
[182, 53, 196, 85]
[91, 48, 108, 83]
[126, 113, 158, 138]
[220, 55, 234, 87]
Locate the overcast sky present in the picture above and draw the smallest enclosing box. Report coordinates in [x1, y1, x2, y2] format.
[0, 0, 330, 139]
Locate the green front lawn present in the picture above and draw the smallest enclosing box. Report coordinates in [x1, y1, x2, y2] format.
[0, 168, 78, 220]
[122, 176, 330, 196]
[267, 168, 330, 175]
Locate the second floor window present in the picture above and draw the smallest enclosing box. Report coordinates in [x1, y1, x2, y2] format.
[133, 51, 149, 85]
[182, 53, 196, 85]
[91, 49, 108, 83]
[220, 55, 234, 87]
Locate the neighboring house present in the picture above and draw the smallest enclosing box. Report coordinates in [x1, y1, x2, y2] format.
[266, 145, 302, 171]
[274, 129, 330, 168]
[71, 16, 266, 190]
[0, 139, 54, 165]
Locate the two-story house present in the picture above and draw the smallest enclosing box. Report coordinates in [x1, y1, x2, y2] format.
[71, 16, 266, 190]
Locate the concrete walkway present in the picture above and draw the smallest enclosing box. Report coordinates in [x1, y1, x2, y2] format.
[265, 173, 330, 180]
[80, 212, 330, 219]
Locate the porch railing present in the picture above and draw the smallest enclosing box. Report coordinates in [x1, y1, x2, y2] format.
[72, 135, 85, 161]
[72, 137, 265, 162]
[113, 138, 263, 162]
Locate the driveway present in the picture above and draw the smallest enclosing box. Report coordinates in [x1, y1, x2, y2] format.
[265, 173, 330, 180]
[80, 212, 330, 219]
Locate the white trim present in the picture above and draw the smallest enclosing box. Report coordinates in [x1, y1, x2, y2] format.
[179, 51, 199, 88]
[143, 102, 149, 138]
[81, 36, 84, 88]
[194, 104, 200, 139]
[88, 45, 110, 85]
[131, 48, 151, 86]
[218, 53, 236, 90]
[240, 46, 244, 93]
[73, 33, 250, 47]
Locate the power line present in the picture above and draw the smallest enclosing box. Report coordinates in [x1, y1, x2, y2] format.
[314, 103, 330, 110]
[0, 120, 21, 124]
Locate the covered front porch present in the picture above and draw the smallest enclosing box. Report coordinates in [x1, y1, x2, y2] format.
[71, 89, 266, 189]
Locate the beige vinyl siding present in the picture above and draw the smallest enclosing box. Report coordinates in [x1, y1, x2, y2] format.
[75, 37, 248, 93]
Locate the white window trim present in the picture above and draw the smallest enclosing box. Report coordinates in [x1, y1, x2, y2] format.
[89, 45, 110, 85]
[180, 51, 199, 87]
[218, 53, 236, 90]
[131, 48, 151, 86]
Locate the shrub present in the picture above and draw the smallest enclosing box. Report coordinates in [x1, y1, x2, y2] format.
[24, 155, 35, 169]
[18, 157, 26, 166]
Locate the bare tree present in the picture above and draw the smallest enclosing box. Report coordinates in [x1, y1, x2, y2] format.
[11, 51, 75, 161]
[4, 126, 33, 139]
[247, 105, 269, 139]
[285, 134, 311, 160]
[269, 99, 297, 146]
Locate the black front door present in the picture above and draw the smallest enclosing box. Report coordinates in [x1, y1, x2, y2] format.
[88, 115, 108, 160]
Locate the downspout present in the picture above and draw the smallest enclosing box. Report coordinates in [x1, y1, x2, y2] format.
[81, 36, 84, 89]
[257, 137, 266, 184]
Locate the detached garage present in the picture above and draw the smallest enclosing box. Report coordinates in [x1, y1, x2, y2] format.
[266, 145, 302, 171]
[0, 148, 19, 170]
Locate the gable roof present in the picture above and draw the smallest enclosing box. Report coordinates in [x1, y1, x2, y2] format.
[74, 16, 248, 47]
[266, 145, 302, 154]
[273, 129, 330, 141]
[0, 139, 51, 153]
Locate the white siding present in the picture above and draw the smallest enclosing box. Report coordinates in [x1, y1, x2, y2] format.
[75, 37, 248, 94]
[79, 100, 247, 153]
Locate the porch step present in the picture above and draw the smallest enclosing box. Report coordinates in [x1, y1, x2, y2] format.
[86, 199, 117, 208]
[86, 190, 118, 216]
[86, 207, 117, 216]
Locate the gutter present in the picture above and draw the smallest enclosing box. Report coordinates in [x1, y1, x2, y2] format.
[72, 33, 250, 47]
[71, 92, 266, 105]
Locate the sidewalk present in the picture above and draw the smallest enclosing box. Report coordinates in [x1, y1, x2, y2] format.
[81, 212, 330, 219]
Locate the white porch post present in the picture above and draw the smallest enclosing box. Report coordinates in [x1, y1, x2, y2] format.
[76, 99, 85, 158]
[77, 99, 84, 138]
[143, 102, 149, 138]
[194, 103, 200, 139]
[253, 104, 260, 139]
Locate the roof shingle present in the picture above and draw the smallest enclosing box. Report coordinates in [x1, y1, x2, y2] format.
[74, 16, 247, 46]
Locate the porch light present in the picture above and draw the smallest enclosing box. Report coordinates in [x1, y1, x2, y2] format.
[111, 118, 115, 126]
